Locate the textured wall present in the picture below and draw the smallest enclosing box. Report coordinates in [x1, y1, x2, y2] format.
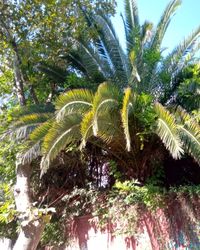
[64, 200, 200, 250]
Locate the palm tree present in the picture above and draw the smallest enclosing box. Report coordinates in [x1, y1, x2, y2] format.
[10, 0, 200, 181]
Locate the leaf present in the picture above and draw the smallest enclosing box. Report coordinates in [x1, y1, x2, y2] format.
[80, 111, 93, 149]
[55, 89, 94, 121]
[92, 82, 120, 136]
[176, 107, 200, 164]
[40, 114, 82, 176]
[154, 102, 184, 159]
[121, 87, 133, 151]
[10, 113, 52, 140]
[151, 0, 181, 50]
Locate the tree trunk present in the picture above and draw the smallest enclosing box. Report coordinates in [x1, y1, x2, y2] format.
[29, 85, 39, 104]
[13, 54, 26, 106]
[13, 157, 45, 250]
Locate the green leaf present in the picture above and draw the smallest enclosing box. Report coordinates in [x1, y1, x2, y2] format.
[154, 102, 184, 159]
[121, 87, 133, 151]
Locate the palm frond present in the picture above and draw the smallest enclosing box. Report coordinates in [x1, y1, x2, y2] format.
[36, 62, 68, 83]
[92, 82, 120, 135]
[175, 107, 200, 164]
[121, 87, 133, 151]
[55, 89, 94, 121]
[151, 0, 181, 50]
[70, 41, 110, 81]
[93, 14, 129, 85]
[163, 26, 200, 76]
[80, 110, 93, 149]
[154, 102, 184, 159]
[97, 111, 123, 145]
[123, 0, 140, 54]
[29, 120, 53, 143]
[10, 113, 52, 140]
[17, 119, 54, 165]
[124, 0, 139, 29]
[40, 114, 82, 175]
[21, 142, 41, 165]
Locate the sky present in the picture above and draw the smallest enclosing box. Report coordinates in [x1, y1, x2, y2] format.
[112, 0, 200, 54]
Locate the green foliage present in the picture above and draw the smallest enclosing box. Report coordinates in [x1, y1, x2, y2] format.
[109, 160, 122, 180]
[155, 102, 184, 159]
[177, 64, 200, 111]
[0, 181, 18, 239]
[169, 185, 200, 197]
[41, 219, 66, 247]
[0, 183, 16, 224]
[0, 70, 13, 97]
[1, 0, 200, 244]
[113, 180, 164, 209]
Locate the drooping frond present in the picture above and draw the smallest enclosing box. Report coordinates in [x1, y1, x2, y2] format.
[163, 26, 200, 76]
[36, 62, 68, 83]
[151, 0, 181, 50]
[98, 113, 122, 145]
[40, 114, 82, 175]
[21, 142, 41, 165]
[176, 107, 200, 164]
[121, 87, 133, 151]
[92, 82, 120, 135]
[80, 110, 93, 149]
[11, 113, 52, 140]
[29, 120, 53, 143]
[55, 89, 94, 121]
[69, 41, 110, 81]
[154, 102, 184, 159]
[19, 120, 54, 164]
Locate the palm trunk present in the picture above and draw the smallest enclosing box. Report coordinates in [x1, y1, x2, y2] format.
[13, 158, 45, 250]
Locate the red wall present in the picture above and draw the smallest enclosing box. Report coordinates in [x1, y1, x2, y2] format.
[64, 202, 200, 250]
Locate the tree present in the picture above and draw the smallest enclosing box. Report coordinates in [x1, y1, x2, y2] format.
[0, 1, 116, 249]
[27, 0, 200, 179]
[2, 0, 200, 248]
[0, 0, 116, 106]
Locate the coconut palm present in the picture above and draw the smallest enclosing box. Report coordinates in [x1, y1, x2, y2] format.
[9, 0, 200, 181]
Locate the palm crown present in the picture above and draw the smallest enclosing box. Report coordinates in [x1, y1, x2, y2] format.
[9, 0, 200, 180]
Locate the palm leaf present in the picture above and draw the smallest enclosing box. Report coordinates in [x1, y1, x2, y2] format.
[21, 142, 41, 165]
[176, 107, 200, 164]
[92, 82, 120, 135]
[123, 0, 140, 54]
[19, 120, 54, 164]
[93, 14, 129, 85]
[80, 111, 93, 149]
[40, 114, 82, 175]
[154, 102, 184, 159]
[55, 89, 94, 121]
[29, 120, 53, 143]
[151, 0, 181, 50]
[164, 26, 200, 76]
[36, 62, 68, 83]
[121, 87, 133, 151]
[97, 111, 123, 146]
[10, 113, 52, 140]
[70, 41, 110, 81]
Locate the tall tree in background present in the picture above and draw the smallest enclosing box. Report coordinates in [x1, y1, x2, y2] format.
[0, 0, 116, 106]
[0, 1, 116, 249]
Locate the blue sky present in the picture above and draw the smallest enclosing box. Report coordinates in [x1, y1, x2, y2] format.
[112, 0, 200, 53]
